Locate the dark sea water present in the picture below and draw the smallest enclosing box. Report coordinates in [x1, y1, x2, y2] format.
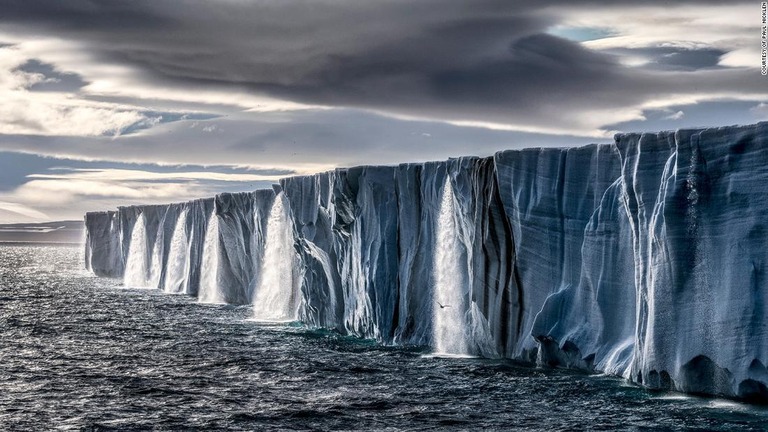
[2, 245, 768, 431]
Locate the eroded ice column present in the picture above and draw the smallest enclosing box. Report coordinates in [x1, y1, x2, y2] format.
[84, 210, 123, 277]
[253, 193, 300, 321]
[280, 172, 342, 330]
[336, 166, 399, 341]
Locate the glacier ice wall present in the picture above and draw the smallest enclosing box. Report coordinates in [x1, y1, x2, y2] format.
[616, 125, 768, 399]
[84, 122, 768, 401]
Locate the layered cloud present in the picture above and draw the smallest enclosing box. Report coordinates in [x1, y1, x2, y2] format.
[0, 1, 764, 137]
[0, 155, 291, 222]
[0, 0, 764, 221]
[0, 45, 154, 136]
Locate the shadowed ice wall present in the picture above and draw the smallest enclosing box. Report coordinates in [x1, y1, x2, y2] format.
[84, 122, 768, 401]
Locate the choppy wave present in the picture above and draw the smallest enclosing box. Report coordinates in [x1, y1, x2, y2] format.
[4, 245, 768, 430]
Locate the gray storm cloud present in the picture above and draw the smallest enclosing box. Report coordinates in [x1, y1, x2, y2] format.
[0, 0, 764, 222]
[0, 0, 762, 134]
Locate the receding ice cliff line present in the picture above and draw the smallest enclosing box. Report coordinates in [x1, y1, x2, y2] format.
[84, 122, 768, 402]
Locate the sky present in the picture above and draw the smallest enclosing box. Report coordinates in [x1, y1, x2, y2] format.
[0, 0, 765, 222]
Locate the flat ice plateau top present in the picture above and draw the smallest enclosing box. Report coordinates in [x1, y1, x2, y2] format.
[85, 122, 768, 402]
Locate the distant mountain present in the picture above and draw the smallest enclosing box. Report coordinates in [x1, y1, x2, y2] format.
[0, 220, 84, 244]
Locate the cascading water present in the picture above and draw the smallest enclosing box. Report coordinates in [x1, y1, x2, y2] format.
[163, 209, 190, 294]
[148, 226, 163, 288]
[124, 214, 149, 288]
[253, 193, 299, 321]
[198, 213, 224, 303]
[432, 179, 470, 356]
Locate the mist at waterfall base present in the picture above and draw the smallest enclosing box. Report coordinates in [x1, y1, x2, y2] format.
[3, 245, 768, 430]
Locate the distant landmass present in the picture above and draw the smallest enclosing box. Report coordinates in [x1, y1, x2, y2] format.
[0, 220, 84, 244]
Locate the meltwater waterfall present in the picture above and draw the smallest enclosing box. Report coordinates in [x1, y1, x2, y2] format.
[163, 209, 190, 294]
[84, 122, 768, 402]
[432, 180, 470, 356]
[123, 214, 151, 288]
[252, 193, 299, 321]
[198, 213, 224, 304]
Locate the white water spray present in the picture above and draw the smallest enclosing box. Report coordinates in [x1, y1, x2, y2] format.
[124, 214, 164, 289]
[123, 214, 148, 287]
[253, 194, 299, 321]
[124, 213, 165, 289]
[164, 209, 190, 294]
[198, 213, 225, 303]
[123, 213, 164, 288]
[432, 179, 470, 355]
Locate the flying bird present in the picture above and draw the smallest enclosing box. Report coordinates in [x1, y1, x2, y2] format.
[437, 302, 451, 309]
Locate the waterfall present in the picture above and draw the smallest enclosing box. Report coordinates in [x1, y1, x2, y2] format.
[124, 214, 149, 288]
[253, 193, 299, 321]
[164, 209, 190, 294]
[432, 179, 470, 355]
[198, 213, 225, 303]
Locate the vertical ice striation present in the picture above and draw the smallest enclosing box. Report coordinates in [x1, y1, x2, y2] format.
[616, 123, 768, 399]
[339, 167, 399, 340]
[84, 211, 122, 277]
[83, 122, 768, 402]
[253, 192, 299, 321]
[280, 172, 341, 330]
[197, 192, 262, 304]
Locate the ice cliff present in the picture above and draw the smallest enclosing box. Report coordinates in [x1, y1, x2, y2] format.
[84, 122, 768, 401]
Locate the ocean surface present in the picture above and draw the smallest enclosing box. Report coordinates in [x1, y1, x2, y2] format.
[2, 245, 768, 431]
